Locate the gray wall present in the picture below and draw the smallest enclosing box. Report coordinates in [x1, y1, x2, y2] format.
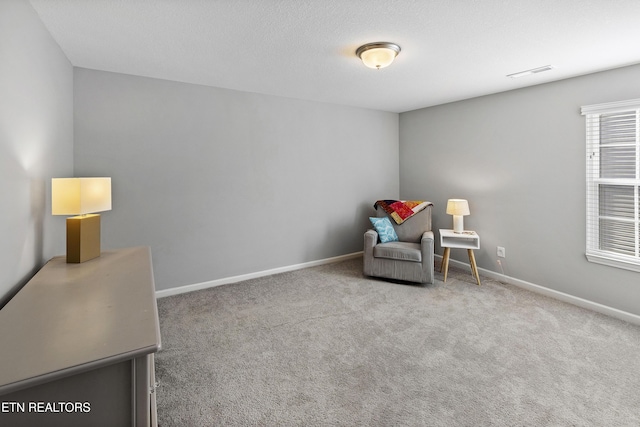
[74, 68, 399, 291]
[5, 0, 636, 316]
[0, 0, 73, 305]
[400, 63, 640, 315]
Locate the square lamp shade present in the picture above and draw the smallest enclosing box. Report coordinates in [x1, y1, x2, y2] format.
[52, 177, 111, 263]
[446, 199, 470, 233]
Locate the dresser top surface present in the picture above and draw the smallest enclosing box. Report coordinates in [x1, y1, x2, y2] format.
[0, 246, 161, 393]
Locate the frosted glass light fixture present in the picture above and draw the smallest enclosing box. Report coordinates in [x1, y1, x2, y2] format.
[446, 199, 470, 233]
[356, 42, 401, 69]
[52, 177, 112, 263]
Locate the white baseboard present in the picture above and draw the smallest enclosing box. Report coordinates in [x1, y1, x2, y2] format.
[157, 251, 640, 326]
[155, 251, 363, 299]
[437, 255, 640, 326]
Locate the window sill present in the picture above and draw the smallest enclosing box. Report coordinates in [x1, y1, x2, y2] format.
[586, 252, 640, 273]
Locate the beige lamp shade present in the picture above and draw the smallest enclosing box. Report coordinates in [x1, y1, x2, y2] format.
[446, 199, 470, 216]
[52, 178, 112, 215]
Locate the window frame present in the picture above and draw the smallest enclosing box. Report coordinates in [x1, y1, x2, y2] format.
[582, 98, 640, 272]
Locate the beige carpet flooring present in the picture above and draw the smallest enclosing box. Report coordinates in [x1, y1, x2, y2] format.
[155, 258, 640, 426]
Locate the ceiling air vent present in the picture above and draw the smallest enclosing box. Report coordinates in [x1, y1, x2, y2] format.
[507, 65, 554, 79]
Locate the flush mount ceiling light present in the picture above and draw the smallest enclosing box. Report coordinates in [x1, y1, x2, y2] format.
[356, 42, 401, 69]
[507, 65, 554, 79]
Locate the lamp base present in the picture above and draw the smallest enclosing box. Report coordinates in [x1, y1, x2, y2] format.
[66, 214, 101, 263]
[453, 215, 464, 233]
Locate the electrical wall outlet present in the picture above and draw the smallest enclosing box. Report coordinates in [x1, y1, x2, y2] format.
[497, 246, 506, 258]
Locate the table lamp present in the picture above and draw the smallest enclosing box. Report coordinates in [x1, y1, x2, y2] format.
[446, 199, 470, 233]
[52, 177, 112, 263]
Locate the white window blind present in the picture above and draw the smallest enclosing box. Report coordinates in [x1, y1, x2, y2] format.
[582, 98, 640, 272]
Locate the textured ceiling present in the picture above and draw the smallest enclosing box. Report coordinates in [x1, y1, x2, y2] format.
[29, 0, 640, 113]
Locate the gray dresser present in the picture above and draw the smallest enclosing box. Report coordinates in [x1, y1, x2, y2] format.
[0, 246, 161, 427]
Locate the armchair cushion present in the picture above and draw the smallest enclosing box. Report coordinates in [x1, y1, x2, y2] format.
[369, 217, 399, 243]
[373, 242, 421, 262]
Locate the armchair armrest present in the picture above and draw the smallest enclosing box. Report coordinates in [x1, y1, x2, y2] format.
[364, 229, 378, 252]
[421, 230, 434, 261]
[363, 229, 378, 277]
[421, 230, 434, 244]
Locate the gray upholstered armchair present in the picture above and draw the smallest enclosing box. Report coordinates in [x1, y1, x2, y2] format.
[363, 203, 434, 284]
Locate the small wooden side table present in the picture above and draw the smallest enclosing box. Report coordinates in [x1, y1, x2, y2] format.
[439, 229, 481, 286]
